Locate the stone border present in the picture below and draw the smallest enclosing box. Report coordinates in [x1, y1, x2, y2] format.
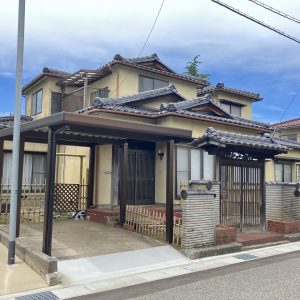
[0, 230, 61, 286]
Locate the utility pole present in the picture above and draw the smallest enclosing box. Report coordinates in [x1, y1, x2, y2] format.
[8, 0, 26, 265]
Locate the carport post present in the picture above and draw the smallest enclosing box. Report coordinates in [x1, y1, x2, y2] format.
[0, 140, 3, 187]
[119, 142, 128, 226]
[166, 139, 174, 244]
[87, 144, 95, 208]
[16, 136, 25, 237]
[42, 127, 56, 255]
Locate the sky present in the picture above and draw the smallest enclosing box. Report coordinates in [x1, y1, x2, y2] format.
[1, 0, 300, 124]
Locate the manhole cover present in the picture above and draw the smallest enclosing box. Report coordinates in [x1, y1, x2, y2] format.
[233, 253, 258, 261]
[16, 291, 59, 300]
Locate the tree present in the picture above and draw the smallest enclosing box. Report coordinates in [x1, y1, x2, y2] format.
[185, 55, 210, 80]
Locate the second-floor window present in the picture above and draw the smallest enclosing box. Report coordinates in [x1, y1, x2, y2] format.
[220, 101, 242, 117]
[31, 89, 43, 115]
[139, 75, 168, 92]
[90, 88, 109, 103]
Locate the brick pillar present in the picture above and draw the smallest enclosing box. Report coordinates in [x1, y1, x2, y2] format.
[181, 190, 216, 251]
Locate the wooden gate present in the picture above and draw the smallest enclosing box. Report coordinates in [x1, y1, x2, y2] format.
[220, 157, 264, 231]
[128, 149, 155, 205]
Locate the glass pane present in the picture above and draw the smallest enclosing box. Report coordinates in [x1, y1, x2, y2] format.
[231, 105, 241, 116]
[154, 79, 168, 89]
[275, 164, 283, 182]
[176, 147, 189, 172]
[191, 149, 201, 181]
[139, 76, 153, 92]
[177, 171, 189, 196]
[22, 154, 33, 185]
[2, 153, 12, 185]
[203, 151, 214, 180]
[283, 164, 292, 182]
[36, 90, 43, 114]
[297, 165, 300, 182]
[31, 93, 37, 115]
[220, 102, 230, 113]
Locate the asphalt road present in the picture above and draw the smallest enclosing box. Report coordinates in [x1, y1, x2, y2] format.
[72, 250, 300, 300]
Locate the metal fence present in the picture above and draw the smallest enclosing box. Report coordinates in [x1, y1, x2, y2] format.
[0, 182, 88, 224]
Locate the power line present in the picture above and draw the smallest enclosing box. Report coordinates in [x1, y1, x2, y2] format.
[248, 0, 300, 25]
[211, 0, 300, 44]
[109, 0, 165, 97]
[279, 88, 300, 122]
[138, 0, 165, 56]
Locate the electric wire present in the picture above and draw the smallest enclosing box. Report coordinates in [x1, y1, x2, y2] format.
[279, 88, 300, 122]
[248, 0, 300, 24]
[211, 0, 300, 44]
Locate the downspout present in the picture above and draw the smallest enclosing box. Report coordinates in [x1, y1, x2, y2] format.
[83, 72, 89, 108]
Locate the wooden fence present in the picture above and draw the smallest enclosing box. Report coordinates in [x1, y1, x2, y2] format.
[125, 205, 182, 246]
[0, 182, 88, 224]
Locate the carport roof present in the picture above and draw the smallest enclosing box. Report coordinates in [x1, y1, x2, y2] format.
[0, 112, 192, 145]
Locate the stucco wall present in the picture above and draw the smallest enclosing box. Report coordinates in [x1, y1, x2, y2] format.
[212, 92, 253, 119]
[94, 144, 113, 206]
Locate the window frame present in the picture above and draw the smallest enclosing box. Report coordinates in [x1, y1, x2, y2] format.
[138, 75, 169, 92]
[31, 89, 43, 116]
[175, 146, 215, 198]
[220, 101, 242, 117]
[279, 134, 297, 142]
[275, 162, 292, 182]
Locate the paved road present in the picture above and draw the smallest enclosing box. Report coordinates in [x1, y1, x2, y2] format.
[72, 250, 300, 300]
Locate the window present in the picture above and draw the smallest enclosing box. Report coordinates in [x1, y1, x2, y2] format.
[275, 162, 292, 182]
[280, 134, 297, 142]
[220, 102, 242, 117]
[139, 75, 168, 92]
[51, 92, 62, 114]
[31, 89, 43, 115]
[90, 87, 109, 103]
[297, 165, 300, 182]
[2, 152, 46, 189]
[176, 146, 215, 196]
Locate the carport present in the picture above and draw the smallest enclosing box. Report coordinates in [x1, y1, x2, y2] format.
[0, 112, 192, 256]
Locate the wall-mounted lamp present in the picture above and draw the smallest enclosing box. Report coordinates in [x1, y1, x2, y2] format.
[158, 149, 164, 160]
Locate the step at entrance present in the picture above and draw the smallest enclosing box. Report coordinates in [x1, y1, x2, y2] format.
[237, 231, 284, 247]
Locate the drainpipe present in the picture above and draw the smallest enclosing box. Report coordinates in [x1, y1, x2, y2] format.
[83, 72, 89, 108]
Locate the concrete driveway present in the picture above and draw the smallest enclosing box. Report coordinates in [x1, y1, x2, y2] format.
[1, 219, 164, 260]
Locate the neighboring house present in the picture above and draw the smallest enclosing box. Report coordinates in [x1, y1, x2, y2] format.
[271, 118, 300, 182]
[2, 53, 300, 234]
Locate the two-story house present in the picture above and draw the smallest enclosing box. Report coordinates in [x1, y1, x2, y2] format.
[2, 53, 300, 233]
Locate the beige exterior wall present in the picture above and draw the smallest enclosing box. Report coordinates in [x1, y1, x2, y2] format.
[94, 144, 113, 206]
[25, 77, 62, 118]
[211, 92, 253, 119]
[115, 65, 198, 99]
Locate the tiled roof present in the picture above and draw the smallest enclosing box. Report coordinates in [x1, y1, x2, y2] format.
[197, 82, 262, 101]
[99, 55, 209, 86]
[123, 53, 176, 73]
[190, 127, 291, 152]
[0, 115, 33, 130]
[90, 85, 185, 108]
[160, 97, 211, 112]
[271, 118, 300, 129]
[22, 67, 71, 93]
[79, 90, 270, 131]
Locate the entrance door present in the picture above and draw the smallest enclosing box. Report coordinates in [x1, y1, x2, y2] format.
[220, 159, 264, 231]
[128, 149, 155, 205]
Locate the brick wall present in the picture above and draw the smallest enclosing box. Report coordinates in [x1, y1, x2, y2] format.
[215, 225, 237, 245]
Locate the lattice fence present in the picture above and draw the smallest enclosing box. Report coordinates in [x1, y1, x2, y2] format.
[54, 184, 79, 213]
[0, 182, 88, 224]
[125, 205, 182, 246]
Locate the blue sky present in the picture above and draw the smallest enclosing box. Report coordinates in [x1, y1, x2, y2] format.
[1, 0, 300, 124]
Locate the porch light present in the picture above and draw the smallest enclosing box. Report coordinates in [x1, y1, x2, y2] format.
[158, 149, 164, 160]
